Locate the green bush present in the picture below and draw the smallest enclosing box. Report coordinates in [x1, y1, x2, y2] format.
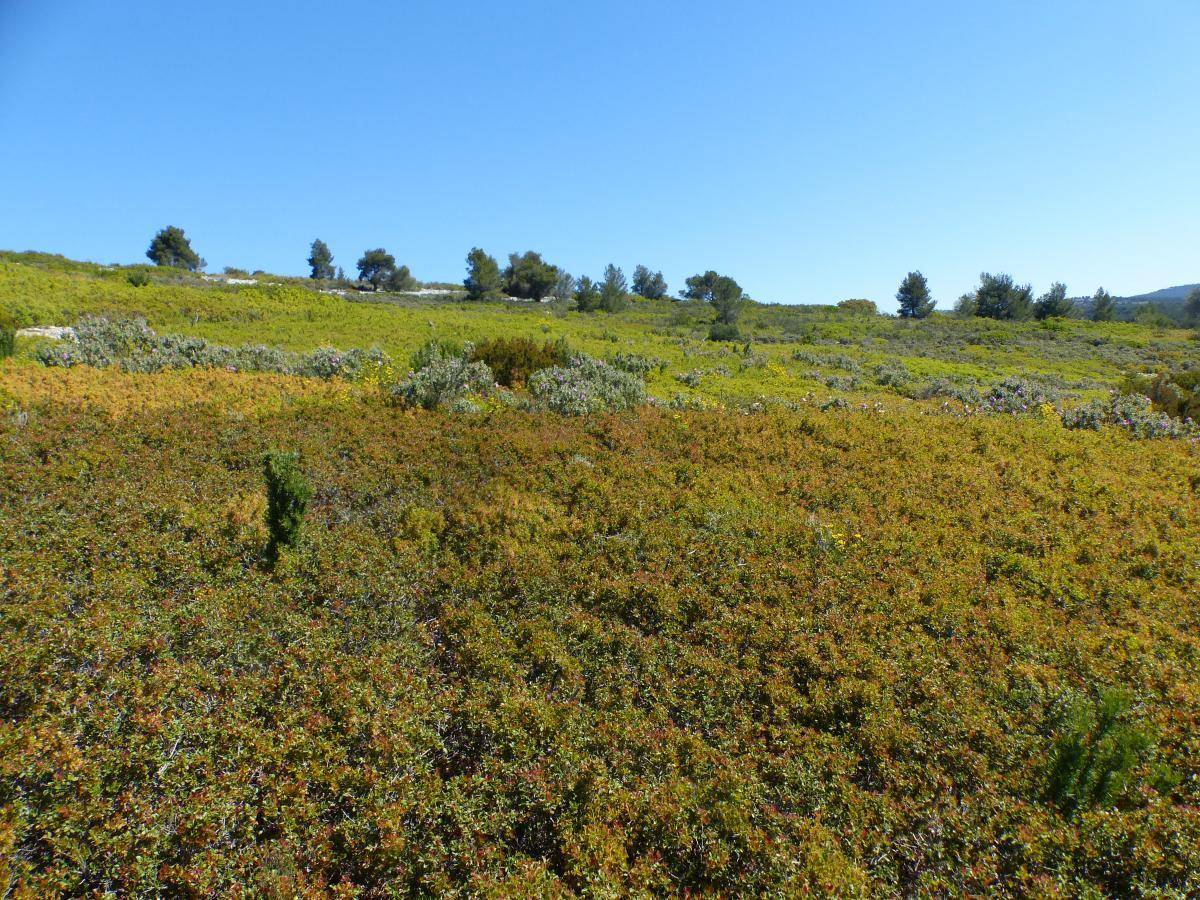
[263, 450, 312, 558]
[469, 336, 569, 387]
[1046, 687, 1154, 814]
[409, 338, 465, 372]
[127, 270, 151, 288]
[0, 311, 15, 358]
[708, 321, 742, 342]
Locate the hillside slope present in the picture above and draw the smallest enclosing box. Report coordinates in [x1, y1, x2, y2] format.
[2, 253, 1199, 896]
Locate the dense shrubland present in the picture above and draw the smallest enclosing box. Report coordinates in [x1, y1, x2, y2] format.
[1, 365, 1198, 895]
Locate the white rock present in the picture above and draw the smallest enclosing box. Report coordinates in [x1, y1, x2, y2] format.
[16, 325, 76, 341]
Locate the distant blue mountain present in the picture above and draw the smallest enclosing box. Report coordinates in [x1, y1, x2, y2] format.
[1119, 284, 1199, 305]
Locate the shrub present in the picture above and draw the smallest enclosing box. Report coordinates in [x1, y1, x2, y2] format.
[1061, 394, 1198, 440]
[609, 352, 665, 377]
[528, 355, 645, 415]
[979, 377, 1059, 415]
[263, 449, 311, 558]
[708, 321, 742, 342]
[1046, 688, 1154, 814]
[872, 361, 911, 388]
[35, 315, 390, 380]
[0, 311, 15, 358]
[1129, 371, 1200, 422]
[409, 338, 464, 372]
[837, 298, 878, 316]
[127, 270, 151, 288]
[469, 336, 569, 387]
[391, 346, 494, 410]
[296, 346, 390, 380]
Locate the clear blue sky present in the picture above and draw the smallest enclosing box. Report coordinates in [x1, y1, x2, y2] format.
[1, 1, 1196, 310]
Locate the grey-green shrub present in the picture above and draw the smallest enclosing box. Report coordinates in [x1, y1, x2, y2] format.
[390, 346, 494, 410]
[528, 355, 645, 415]
[36, 315, 388, 380]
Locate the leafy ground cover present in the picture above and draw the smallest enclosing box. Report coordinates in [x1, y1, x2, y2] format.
[2, 251, 1200, 895]
[1, 358, 1198, 896]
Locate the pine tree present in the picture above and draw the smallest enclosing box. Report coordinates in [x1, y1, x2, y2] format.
[503, 251, 559, 300]
[599, 264, 628, 312]
[972, 272, 1033, 320]
[574, 276, 600, 312]
[146, 226, 201, 271]
[631, 264, 668, 299]
[356, 248, 396, 290]
[896, 271, 934, 318]
[1034, 282, 1074, 320]
[1183, 287, 1200, 326]
[307, 239, 335, 280]
[464, 247, 503, 301]
[1091, 288, 1116, 322]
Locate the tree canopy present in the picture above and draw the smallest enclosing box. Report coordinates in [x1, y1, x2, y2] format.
[146, 226, 202, 271]
[464, 248, 503, 301]
[356, 249, 396, 290]
[896, 271, 934, 318]
[384, 265, 418, 292]
[599, 264, 628, 312]
[1184, 287, 1200, 326]
[307, 239, 335, 281]
[970, 272, 1034, 320]
[574, 276, 600, 312]
[503, 251, 559, 300]
[1034, 282, 1075, 320]
[631, 265, 668, 299]
[1091, 288, 1116, 322]
[681, 270, 745, 329]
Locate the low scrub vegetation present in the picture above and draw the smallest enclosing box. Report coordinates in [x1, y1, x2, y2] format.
[1, 368, 1197, 895]
[2, 250, 1200, 893]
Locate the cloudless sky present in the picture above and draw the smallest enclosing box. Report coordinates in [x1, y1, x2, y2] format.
[1, 0, 1197, 310]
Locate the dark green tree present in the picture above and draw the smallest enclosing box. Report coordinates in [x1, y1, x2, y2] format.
[356, 248, 396, 290]
[263, 449, 312, 562]
[1134, 303, 1172, 328]
[631, 264, 667, 299]
[146, 226, 202, 271]
[1183, 287, 1200, 326]
[954, 293, 979, 318]
[1091, 287, 1116, 322]
[599, 264, 628, 312]
[896, 271, 934, 318]
[1034, 282, 1075, 320]
[503, 251, 559, 300]
[464, 247, 503, 301]
[307, 239, 335, 280]
[680, 270, 721, 301]
[681, 271, 745, 324]
[971, 272, 1033, 320]
[384, 265, 418, 292]
[710, 275, 745, 327]
[574, 276, 600, 312]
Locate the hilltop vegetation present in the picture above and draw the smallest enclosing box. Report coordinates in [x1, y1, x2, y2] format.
[1, 250, 1199, 896]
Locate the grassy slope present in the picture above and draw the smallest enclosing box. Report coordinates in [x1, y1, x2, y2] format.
[1, 252, 1199, 895]
[5, 251, 1200, 407]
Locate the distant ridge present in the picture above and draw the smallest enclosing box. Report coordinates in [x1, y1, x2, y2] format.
[1068, 282, 1198, 322]
[1119, 284, 1199, 304]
